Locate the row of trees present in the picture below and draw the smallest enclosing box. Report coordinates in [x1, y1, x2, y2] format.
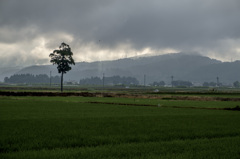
[150, 80, 193, 87]
[172, 80, 193, 87]
[79, 76, 139, 86]
[203, 82, 222, 87]
[150, 81, 165, 86]
[233, 81, 240, 88]
[4, 74, 61, 84]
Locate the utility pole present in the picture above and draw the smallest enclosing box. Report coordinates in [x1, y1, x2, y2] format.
[50, 71, 52, 87]
[102, 73, 105, 87]
[144, 74, 146, 86]
[171, 76, 174, 87]
[216, 76, 219, 87]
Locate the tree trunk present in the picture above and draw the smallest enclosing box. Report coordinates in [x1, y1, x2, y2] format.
[61, 72, 63, 92]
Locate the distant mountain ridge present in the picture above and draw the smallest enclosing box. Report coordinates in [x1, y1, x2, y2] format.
[1, 53, 239, 84]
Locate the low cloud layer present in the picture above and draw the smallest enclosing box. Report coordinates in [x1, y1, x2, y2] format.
[0, 0, 240, 67]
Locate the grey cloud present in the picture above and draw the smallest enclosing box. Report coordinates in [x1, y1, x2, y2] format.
[0, 0, 240, 67]
[0, 52, 49, 68]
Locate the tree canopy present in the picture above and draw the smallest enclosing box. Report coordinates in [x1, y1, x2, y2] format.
[49, 42, 75, 74]
[49, 42, 75, 91]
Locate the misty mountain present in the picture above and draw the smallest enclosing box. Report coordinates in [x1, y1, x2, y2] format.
[1, 53, 239, 84]
[186, 61, 240, 84]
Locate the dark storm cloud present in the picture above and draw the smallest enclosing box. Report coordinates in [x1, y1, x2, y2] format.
[0, 0, 240, 67]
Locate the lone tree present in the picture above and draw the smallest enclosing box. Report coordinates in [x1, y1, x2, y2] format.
[49, 42, 75, 92]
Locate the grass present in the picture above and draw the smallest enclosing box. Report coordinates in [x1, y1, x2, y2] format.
[1, 85, 240, 94]
[0, 96, 240, 158]
[4, 96, 237, 109]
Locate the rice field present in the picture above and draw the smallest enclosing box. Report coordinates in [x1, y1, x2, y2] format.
[0, 94, 240, 158]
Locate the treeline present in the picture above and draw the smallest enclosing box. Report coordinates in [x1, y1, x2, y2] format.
[203, 82, 222, 87]
[149, 80, 193, 87]
[150, 81, 165, 86]
[172, 80, 193, 87]
[3, 73, 240, 88]
[233, 81, 240, 88]
[4, 74, 60, 84]
[79, 76, 139, 86]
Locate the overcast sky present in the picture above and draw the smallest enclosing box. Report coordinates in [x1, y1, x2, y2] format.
[0, 0, 240, 68]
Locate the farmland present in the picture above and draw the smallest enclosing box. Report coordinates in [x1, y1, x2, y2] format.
[0, 87, 240, 158]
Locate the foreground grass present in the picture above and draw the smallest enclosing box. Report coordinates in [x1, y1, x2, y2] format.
[0, 96, 240, 158]
[2, 137, 240, 159]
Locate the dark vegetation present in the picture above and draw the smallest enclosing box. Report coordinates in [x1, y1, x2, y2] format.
[172, 80, 193, 87]
[4, 74, 60, 84]
[149, 81, 165, 86]
[79, 76, 139, 86]
[233, 81, 240, 88]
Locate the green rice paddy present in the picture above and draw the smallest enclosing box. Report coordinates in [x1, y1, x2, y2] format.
[0, 94, 240, 158]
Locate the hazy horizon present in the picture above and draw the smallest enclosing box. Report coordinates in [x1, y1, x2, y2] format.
[0, 52, 237, 69]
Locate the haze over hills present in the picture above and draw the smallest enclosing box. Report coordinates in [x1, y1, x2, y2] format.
[1, 53, 239, 85]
